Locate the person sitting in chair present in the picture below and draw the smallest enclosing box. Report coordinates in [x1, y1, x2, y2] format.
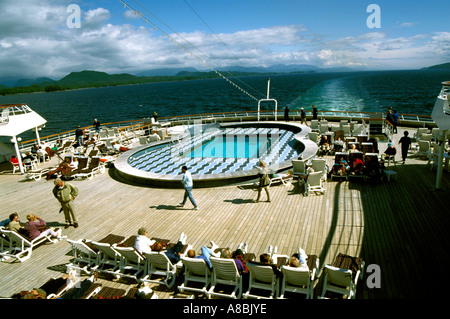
[24, 214, 62, 241]
[134, 227, 156, 255]
[384, 143, 397, 160]
[152, 232, 187, 264]
[331, 156, 349, 176]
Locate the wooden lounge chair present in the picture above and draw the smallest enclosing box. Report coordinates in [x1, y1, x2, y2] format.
[0, 229, 58, 262]
[243, 262, 280, 299]
[178, 257, 212, 297]
[207, 257, 243, 299]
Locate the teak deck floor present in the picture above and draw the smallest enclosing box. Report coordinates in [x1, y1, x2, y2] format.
[0, 126, 449, 299]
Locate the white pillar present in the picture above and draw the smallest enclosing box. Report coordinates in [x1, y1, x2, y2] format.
[35, 126, 41, 145]
[12, 136, 25, 174]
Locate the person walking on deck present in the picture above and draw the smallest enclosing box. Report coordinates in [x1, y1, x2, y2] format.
[399, 131, 412, 164]
[52, 178, 79, 228]
[254, 160, 271, 203]
[300, 107, 308, 126]
[178, 166, 198, 210]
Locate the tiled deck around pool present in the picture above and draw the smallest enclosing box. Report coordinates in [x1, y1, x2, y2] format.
[115, 122, 318, 186]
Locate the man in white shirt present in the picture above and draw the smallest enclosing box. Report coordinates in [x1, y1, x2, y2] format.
[178, 166, 198, 210]
[134, 228, 155, 254]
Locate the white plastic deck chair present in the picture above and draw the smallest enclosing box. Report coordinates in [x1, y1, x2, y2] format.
[308, 131, 319, 144]
[319, 120, 328, 133]
[310, 120, 319, 132]
[207, 257, 243, 299]
[280, 265, 313, 299]
[342, 125, 351, 136]
[414, 127, 428, 141]
[311, 159, 328, 182]
[139, 136, 148, 146]
[352, 124, 363, 136]
[292, 159, 307, 176]
[141, 251, 178, 288]
[0, 227, 12, 261]
[1, 229, 57, 262]
[268, 172, 292, 187]
[178, 257, 212, 296]
[415, 140, 431, 158]
[320, 264, 361, 299]
[307, 171, 325, 195]
[114, 246, 147, 280]
[90, 241, 122, 278]
[66, 239, 100, 274]
[243, 262, 279, 299]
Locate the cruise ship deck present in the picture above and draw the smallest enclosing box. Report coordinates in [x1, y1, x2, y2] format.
[0, 126, 449, 300]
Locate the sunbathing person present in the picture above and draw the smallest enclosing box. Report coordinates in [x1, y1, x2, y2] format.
[24, 214, 62, 241]
[331, 156, 349, 176]
[288, 256, 300, 267]
[221, 247, 248, 274]
[8, 212, 26, 235]
[134, 227, 156, 255]
[152, 232, 187, 264]
[112, 141, 131, 153]
[46, 158, 73, 180]
[350, 157, 365, 175]
[186, 241, 220, 269]
[333, 137, 345, 152]
[319, 135, 330, 154]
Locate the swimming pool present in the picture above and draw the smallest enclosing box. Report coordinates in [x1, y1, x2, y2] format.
[114, 122, 318, 187]
[184, 132, 274, 159]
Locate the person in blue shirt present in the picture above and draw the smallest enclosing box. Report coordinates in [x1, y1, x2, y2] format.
[393, 110, 400, 134]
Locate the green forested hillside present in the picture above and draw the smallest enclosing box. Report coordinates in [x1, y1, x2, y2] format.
[0, 70, 222, 96]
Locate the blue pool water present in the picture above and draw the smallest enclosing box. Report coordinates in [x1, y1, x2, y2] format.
[185, 134, 273, 159]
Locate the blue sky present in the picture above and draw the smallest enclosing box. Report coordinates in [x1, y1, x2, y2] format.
[1, 0, 449, 82]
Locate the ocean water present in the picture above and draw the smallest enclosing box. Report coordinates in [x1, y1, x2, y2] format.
[0, 69, 449, 141]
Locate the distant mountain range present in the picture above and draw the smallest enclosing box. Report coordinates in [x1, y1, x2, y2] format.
[422, 62, 450, 70]
[0, 64, 341, 89]
[1, 62, 448, 95]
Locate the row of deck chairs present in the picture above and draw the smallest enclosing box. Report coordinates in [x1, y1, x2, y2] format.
[62, 234, 366, 299]
[65, 235, 192, 289]
[310, 119, 367, 136]
[177, 248, 364, 299]
[179, 250, 320, 299]
[0, 226, 63, 262]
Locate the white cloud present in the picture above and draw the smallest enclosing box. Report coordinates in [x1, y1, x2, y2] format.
[0, 0, 449, 83]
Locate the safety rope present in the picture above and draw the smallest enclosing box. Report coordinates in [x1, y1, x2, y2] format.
[119, 0, 264, 101]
